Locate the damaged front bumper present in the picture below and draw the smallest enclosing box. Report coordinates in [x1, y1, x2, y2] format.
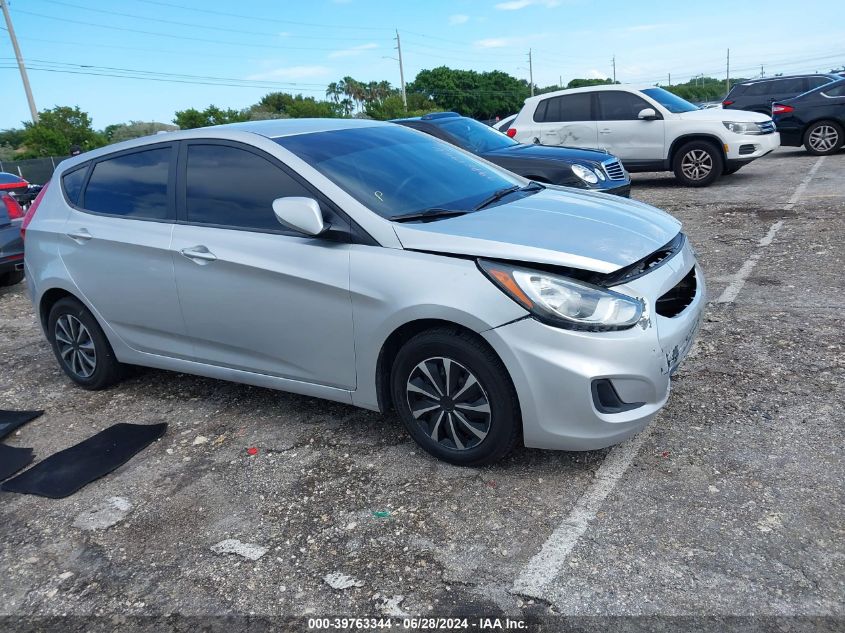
[482, 239, 706, 451]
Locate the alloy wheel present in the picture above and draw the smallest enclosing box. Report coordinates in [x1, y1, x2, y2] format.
[405, 357, 491, 451]
[55, 314, 97, 378]
[808, 125, 839, 153]
[680, 149, 713, 181]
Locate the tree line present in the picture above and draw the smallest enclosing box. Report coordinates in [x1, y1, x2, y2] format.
[0, 65, 787, 160]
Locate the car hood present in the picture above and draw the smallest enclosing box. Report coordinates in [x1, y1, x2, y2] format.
[392, 188, 681, 274]
[483, 143, 611, 165]
[675, 108, 772, 122]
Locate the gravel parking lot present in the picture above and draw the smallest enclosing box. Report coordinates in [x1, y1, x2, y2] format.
[0, 148, 842, 628]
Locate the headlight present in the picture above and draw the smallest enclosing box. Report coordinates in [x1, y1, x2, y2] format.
[478, 260, 644, 331]
[571, 164, 599, 184]
[723, 121, 763, 135]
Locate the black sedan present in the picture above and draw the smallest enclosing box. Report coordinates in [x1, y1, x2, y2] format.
[772, 78, 845, 155]
[392, 112, 631, 196]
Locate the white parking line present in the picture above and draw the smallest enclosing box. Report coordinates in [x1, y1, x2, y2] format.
[512, 155, 827, 601]
[512, 428, 653, 598]
[716, 156, 826, 304]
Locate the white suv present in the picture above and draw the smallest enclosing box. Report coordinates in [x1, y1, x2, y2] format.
[508, 85, 780, 186]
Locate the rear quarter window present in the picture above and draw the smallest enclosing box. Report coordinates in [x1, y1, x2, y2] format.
[534, 93, 592, 122]
[62, 166, 88, 205]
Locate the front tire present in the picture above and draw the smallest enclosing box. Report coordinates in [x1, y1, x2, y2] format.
[390, 328, 520, 466]
[47, 297, 124, 390]
[803, 121, 843, 156]
[672, 141, 724, 187]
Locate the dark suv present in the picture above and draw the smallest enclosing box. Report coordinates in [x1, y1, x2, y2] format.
[723, 74, 840, 114]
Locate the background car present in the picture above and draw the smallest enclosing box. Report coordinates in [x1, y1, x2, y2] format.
[0, 172, 30, 200]
[723, 74, 840, 114]
[509, 85, 779, 186]
[491, 114, 517, 133]
[393, 112, 631, 196]
[772, 78, 845, 155]
[0, 193, 25, 287]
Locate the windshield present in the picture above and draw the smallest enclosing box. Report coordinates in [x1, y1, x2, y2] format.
[435, 117, 518, 153]
[275, 125, 521, 219]
[640, 88, 699, 114]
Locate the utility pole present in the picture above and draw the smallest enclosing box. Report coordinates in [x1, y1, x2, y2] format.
[612, 55, 616, 82]
[725, 48, 730, 97]
[528, 49, 534, 96]
[1, 0, 38, 123]
[395, 29, 407, 111]
[760, 64, 765, 78]
[668, 72, 671, 86]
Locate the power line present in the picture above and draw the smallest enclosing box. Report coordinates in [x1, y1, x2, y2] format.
[133, 0, 393, 31]
[34, 0, 383, 42]
[10, 8, 363, 52]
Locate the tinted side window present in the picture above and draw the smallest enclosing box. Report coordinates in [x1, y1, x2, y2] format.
[83, 148, 171, 220]
[598, 91, 652, 120]
[62, 166, 87, 205]
[807, 76, 833, 89]
[823, 84, 845, 97]
[744, 81, 772, 96]
[185, 144, 312, 231]
[537, 94, 592, 122]
[771, 78, 805, 93]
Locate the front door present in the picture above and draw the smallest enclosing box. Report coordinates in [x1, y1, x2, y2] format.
[595, 90, 666, 161]
[171, 141, 356, 389]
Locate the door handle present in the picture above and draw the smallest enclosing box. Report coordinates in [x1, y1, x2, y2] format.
[599, 128, 612, 134]
[180, 246, 217, 264]
[66, 228, 92, 243]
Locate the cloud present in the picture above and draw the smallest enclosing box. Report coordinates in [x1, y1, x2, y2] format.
[449, 14, 470, 25]
[474, 33, 548, 48]
[246, 66, 333, 81]
[586, 69, 609, 80]
[494, 0, 560, 10]
[328, 42, 378, 58]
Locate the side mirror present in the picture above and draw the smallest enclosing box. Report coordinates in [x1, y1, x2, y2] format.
[272, 197, 327, 236]
[638, 108, 658, 120]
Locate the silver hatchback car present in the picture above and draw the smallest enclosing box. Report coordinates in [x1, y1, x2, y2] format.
[23, 119, 705, 465]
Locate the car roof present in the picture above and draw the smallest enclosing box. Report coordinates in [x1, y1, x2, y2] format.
[524, 84, 652, 103]
[52, 118, 390, 173]
[738, 73, 840, 86]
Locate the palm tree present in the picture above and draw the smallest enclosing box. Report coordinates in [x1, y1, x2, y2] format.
[325, 82, 342, 104]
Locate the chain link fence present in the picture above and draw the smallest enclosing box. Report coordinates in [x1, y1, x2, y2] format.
[0, 157, 62, 185]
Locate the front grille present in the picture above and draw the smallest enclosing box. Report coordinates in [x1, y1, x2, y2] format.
[758, 120, 776, 134]
[656, 267, 697, 318]
[738, 144, 756, 155]
[602, 158, 626, 181]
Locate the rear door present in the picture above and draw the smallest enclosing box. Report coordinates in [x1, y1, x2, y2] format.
[58, 144, 192, 357]
[171, 140, 356, 389]
[532, 93, 598, 148]
[595, 90, 665, 160]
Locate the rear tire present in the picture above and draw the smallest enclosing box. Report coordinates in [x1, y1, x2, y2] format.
[390, 328, 520, 466]
[673, 141, 723, 187]
[47, 297, 124, 390]
[803, 120, 843, 156]
[0, 270, 24, 287]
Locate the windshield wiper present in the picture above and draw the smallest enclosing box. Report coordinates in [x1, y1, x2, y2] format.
[473, 181, 545, 211]
[389, 208, 472, 223]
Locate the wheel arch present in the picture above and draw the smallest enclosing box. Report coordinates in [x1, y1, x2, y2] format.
[668, 134, 726, 164]
[374, 318, 513, 415]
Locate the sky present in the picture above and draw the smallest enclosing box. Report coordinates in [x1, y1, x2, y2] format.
[1, 0, 843, 129]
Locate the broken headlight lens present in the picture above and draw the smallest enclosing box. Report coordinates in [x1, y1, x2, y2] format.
[478, 260, 644, 331]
